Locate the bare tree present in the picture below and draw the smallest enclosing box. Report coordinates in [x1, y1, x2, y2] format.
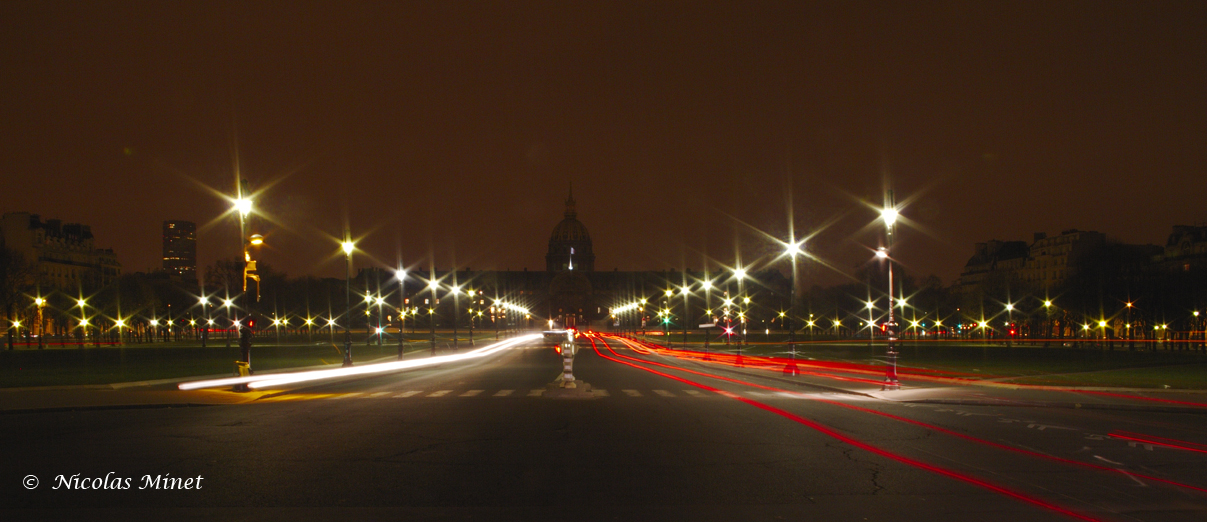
[0, 249, 37, 350]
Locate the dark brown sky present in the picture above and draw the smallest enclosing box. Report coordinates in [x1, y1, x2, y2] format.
[3, 1, 1205, 286]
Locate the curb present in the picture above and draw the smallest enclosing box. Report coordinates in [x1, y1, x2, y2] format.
[0, 403, 217, 416]
[1, 355, 408, 393]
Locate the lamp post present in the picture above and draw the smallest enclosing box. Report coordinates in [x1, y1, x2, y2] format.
[397, 269, 407, 359]
[77, 298, 87, 346]
[34, 297, 45, 350]
[428, 275, 438, 354]
[1126, 301, 1134, 350]
[879, 191, 901, 391]
[1043, 299, 1053, 348]
[451, 284, 461, 350]
[664, 288, 674, 345]
[681, 282, 690, 346]
[223, 298, 234, 347]
[235, 180, 259, 371]
[1005, 303, 1014, 348]
[702, 278, 712, 350]
[342, 240, 355, 367]
[375, 295, 385, 346]
[782, 240, 803, 351]
[467, 289, 476, 346]
[734, 267, 748, 346]
[198, 296, 209, 348]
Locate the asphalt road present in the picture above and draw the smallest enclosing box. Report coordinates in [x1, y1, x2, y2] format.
[4, 335, 1206, 521]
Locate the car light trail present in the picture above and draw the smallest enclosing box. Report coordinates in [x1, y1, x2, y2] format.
[1077, 390, 1207, 408]
[601, 333, 1207, 493]
[179, 334, 541, 390]
[598, 334, 1207, 496]
[1109, 432, 1207, 454]
[586, 337, 1102, 522]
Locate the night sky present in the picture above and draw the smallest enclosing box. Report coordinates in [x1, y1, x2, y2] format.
[3, 1, 1205, 286]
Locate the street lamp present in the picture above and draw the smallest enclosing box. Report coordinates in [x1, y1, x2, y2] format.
[680, 282, 690, 345]
[701, 278, 712, 350]
[783, 238, 805, 351]
[34, 297, 45, 349]
[342, 240, 355, 367]
[223, 298, 234, 347]
[396, 269, 407, 359]
[1126, 301, 1134, 350]
[1005, 303, 1014, 347]
[428, 276, 439, 353]
[77, 298, 88, 346]
[234, 179, 260, 374]
[879, 191, 901, 391]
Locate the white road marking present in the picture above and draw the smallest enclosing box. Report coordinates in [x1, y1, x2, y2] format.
[368, 392, 392, 398]
[427, 390, 452, 397]
[460, 390, 484, 397]
[527, 389, 545, 397]
[331, 392, 363, 399]
[394, 390, 422, 398]
[684, 390, 704, 397]
[654, 390, 675, 397]
[622, 389, 642, 397]
[594, 389, 609, 397]
[493, 389, 514, 396]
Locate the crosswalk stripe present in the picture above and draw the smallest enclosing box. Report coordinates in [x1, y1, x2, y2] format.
[280, 388, 744, 400]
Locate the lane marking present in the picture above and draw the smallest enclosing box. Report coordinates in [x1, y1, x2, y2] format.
[394, 391, 422, 398]
[493, 389, 514, 397]
[622, 389, 642, 397]
[368, 392, 392, 398]
[594, 389, 609, 397]
[460, 390, 484, 397]
[527, 389, 545, 397]
[684, 390, 704, 397]
[427, 390, 452, 397]
[654, 389, 675, 397]
[331, 392, 363, 399]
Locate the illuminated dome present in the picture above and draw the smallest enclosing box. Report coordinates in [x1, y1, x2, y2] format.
[546, 185, 595, 272]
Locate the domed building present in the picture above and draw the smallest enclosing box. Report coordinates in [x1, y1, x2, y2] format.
[546, 186, 595, 272]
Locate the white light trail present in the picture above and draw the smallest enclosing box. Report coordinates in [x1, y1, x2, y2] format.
[178, 333, 541, 390]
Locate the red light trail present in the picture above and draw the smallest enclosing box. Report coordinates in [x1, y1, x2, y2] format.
[587, 336, 1104, 521]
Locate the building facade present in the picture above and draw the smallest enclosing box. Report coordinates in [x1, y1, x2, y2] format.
[349, 190, 790, 332]
[0, 212, 121, 291]
[956, 229, 1108, 293]
[162, 220, 197, 282]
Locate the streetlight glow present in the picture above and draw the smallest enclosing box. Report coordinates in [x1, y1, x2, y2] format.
[881, 207, 898, 226]
[341, 241, 354, 255]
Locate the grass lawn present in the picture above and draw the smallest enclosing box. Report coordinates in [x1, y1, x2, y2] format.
[632, 334, 1207, 390]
